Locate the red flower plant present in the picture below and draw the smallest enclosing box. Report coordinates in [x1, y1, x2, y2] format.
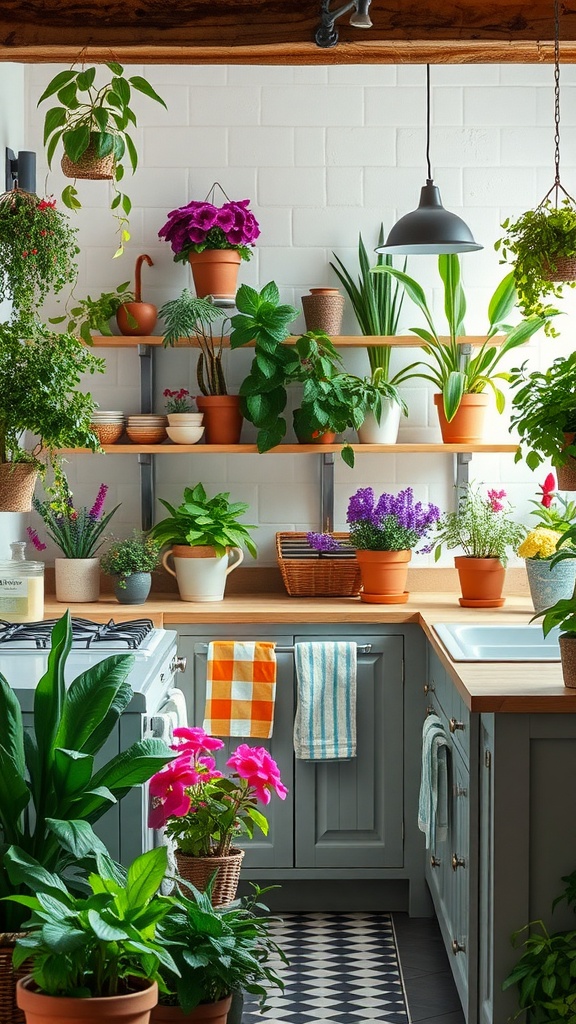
[148, 725, 287, 856]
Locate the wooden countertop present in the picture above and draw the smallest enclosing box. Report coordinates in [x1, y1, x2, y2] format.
[43, 592, 576, 714]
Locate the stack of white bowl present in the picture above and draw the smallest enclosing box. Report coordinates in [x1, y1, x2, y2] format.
[166, 411, 205, 445]
[90, 411, 126, 445]
[125, 414, 168, 445]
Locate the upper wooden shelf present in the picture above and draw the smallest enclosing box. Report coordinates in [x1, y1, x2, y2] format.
[62, 442, 519, 455]
[91, 335, 501, 349]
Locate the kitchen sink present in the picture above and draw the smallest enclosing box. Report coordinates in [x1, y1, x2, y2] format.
[433, 622, 561, 662]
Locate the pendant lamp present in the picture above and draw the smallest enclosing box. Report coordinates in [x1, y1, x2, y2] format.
[377, 65, 482, 255]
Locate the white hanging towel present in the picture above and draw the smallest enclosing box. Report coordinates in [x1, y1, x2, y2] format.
[418, 713, 450, 852]
[293, 641, 357, 760]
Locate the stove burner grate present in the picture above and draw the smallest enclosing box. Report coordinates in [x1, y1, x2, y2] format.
[0, 617, 154, 649]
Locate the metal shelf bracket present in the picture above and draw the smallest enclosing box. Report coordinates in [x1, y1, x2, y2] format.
[138, 344, 154, 530]
[321, 452, 335, 532]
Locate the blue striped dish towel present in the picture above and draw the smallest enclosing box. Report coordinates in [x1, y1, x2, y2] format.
[418, 713, 450, 852]
[293, 642, 357, 760]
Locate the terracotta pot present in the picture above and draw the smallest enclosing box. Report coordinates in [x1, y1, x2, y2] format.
[150, 996, 231, 1024]
[174, 848, 245, 906]
[454, 555, 506, 608]
[559, 635, 576, 688]
[301, 431, 337, 445]
[195, 395, 243, 444]
[355, 549, 411, 604]
[301, 288, 345, 335]
[17, 975, 158, 1024]
[557, 434, 576, 491]
[116, 302, 158, 336]
[434, 392, 489, 444]
[0, 463, 38, 512]
[188, 251, 241, 301]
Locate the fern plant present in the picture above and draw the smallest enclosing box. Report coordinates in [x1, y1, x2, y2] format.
[159, 290, 230, 395]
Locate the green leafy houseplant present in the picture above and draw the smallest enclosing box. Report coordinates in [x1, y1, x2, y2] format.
[502, 869, 576, 1022]
[330, 225, 420, 390]
[160, 290, 230, 395]
[0, 190, 79, 317]
[100, 530, 162, 587]
[155, 879, 287, 1014]
[51, 281, 135, 344]
[38, 62, 167, 256]
[6, 845, 177, 998]
[0, 316, 104, 471]
[509, 352, 576, 472]
[0, 610, 174, 931]
[373, 255, 551, 422]
[496, 198, 576, 335]
[150, 482, 258, 559]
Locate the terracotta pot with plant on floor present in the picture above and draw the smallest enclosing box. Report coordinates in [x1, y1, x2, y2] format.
[434, 483, 524, 608]
[151, 996, 232, 1024]
[17, 976, 158, 1024]
[346, 484, 441, 605]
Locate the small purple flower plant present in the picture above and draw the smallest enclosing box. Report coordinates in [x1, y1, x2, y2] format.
[346, 486, 441, 552]
[158, 195, 260, 264]
[306, 532, 343, 554]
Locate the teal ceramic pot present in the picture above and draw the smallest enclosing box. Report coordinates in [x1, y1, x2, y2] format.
[113, 572, 152, 604]
[525, 557, 576, 614]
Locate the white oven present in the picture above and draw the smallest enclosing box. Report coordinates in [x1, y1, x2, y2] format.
[0, 617, 188, 864]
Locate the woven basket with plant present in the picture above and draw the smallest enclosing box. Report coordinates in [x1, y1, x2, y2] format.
[276, 532, 361, 598]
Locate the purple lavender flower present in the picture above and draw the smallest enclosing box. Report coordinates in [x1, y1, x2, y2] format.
[346, 485, 441, 551]
[307, 532, 343, 553]
[89, 483, 108, 521]
[27, 526, 47, 552]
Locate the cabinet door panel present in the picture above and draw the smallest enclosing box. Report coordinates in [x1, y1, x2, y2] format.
[178, 635, 295, 870]
[294, 634, 404, 869]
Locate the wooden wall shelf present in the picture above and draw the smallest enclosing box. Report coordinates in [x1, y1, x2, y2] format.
[63, 442, 519, 455]
[91, 335, 502, 349]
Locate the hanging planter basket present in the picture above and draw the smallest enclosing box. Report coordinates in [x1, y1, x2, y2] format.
[542, 254, 576, 283]
[61, 136, 115, 180]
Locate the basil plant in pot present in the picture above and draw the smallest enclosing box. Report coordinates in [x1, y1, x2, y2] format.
[509, 351, 576, 491]
[38, 62, 167, 256]
[374, 255, 553, 445]
[0, 316, 103, 512]
[150, 482, 257, 602]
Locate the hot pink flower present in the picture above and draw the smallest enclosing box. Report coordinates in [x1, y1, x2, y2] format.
[487, 488, 506, 513]
[227, 744, 288, 805]
[540, 473, 556, 509]
[148, 757, 199, 829]
[170, 725, 224, 755]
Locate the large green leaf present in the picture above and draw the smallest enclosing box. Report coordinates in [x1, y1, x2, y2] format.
[4, 847, 72, 900]
[43, 106, 67, 145]
[37, 70, 77, 104]
[0, 673, 25, 776]
[54, 655, 134, 754]
[83, 739, 173, 817]
[52, 750, 94, 800]
[33, 612, 72, 780]
[443, 371, 467, 421]
[488, 271, 517, 328]
[128, 76, 167, 108]
[125, 846, 168, 911]
[46, 818, 113, 861]
[62, 124, 91, 163]
[0, 746, 30, 841]
[438, 254, 466, 338]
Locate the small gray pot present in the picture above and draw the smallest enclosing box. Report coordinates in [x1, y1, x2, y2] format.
[525, 557, 576, 614]
[113, 572, 152, 605]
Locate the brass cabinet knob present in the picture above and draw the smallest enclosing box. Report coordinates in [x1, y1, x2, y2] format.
[430, 855, 441, 868]
[449, 717, 465, 733]
[451, 853, 466, 871]
[451, 938, 466, 955]
[423, 682, 435, 695]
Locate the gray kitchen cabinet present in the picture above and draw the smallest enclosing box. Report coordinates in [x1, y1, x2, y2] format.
[175, 623, 431, 915]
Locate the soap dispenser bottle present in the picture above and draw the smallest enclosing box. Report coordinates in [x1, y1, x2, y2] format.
[0, 541, 45, 622]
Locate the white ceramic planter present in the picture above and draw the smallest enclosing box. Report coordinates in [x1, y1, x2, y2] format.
[166, 413, 204, 426]
[357, 401, 402, 444]
[55, 557, 100, 603]
[162, 544, 244, 601]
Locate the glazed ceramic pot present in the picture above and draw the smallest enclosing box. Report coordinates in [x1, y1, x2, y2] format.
[355, 549, 411, 604]
[525, 557, 576, 614]
[162, 545, 244, 601]
[454, 555, 506, 608]
[55, 557, 100, 603]
[113, 572, 152, 605]
[434, 393, 489, 444]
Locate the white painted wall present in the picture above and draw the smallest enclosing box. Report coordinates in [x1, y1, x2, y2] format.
[16, 62, 576, 566]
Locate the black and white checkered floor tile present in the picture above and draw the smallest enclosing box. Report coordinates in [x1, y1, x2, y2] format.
[242, 911, 410, 1024]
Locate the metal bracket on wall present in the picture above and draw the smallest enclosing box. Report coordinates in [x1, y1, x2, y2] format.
[321, 452, 335, 532]
[138, 344, 154, 530]
[455, 451, 472, 490]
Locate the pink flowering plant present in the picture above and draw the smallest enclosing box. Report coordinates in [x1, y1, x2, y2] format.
[158, 182, 260, 265]
[346, 486, 441, 553]
[527, 473, 576, 535]
[163, 388, 196, 414]
[149, 726, 288, 857]
[28, 467, 120, 558]
[434, 483, 524, 564]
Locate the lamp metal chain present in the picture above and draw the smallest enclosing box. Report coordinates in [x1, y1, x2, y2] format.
[426, 63, 432, 181]
[554, 0, 561, 201]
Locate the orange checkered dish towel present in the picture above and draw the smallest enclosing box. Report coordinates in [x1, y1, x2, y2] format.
[203, 640, 277, 738]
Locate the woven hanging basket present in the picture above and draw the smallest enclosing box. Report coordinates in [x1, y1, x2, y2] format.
[0, 463, 38, 512]
[276, 532, 361, 598]
[0, 933, 28, 1024]
[61, 138, 115, 180]
[542, 255, 576, 282]
[175, 848, 245, 907]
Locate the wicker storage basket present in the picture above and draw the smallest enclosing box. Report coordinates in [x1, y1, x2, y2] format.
[276, 532, 361, 598]
[0, 464, 38, 512]
[0, 933, 28, 1024]
[175, 848, 245, 907]
[61, 140, 114, 180]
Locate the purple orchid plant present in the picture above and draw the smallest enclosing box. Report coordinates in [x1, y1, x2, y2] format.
[346, 486, 441, 553]
[28, 469, 120, 559]
[158, 185, 260, 265]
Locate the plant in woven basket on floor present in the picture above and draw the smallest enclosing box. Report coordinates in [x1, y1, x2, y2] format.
[148, 726, 287, 905]
[38, 62, 167, 256]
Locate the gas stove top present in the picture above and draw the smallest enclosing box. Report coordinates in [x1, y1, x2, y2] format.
[0, 617, 156, 650]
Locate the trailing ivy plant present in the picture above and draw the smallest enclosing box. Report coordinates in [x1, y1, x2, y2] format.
[51, 281, 135, 344]
[38, 62, 167, 256]
[496, 198, 576, 336]
[508, 352, 576, 472]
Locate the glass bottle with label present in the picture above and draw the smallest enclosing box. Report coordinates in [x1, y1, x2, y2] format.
[0, 541, 44, 622]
